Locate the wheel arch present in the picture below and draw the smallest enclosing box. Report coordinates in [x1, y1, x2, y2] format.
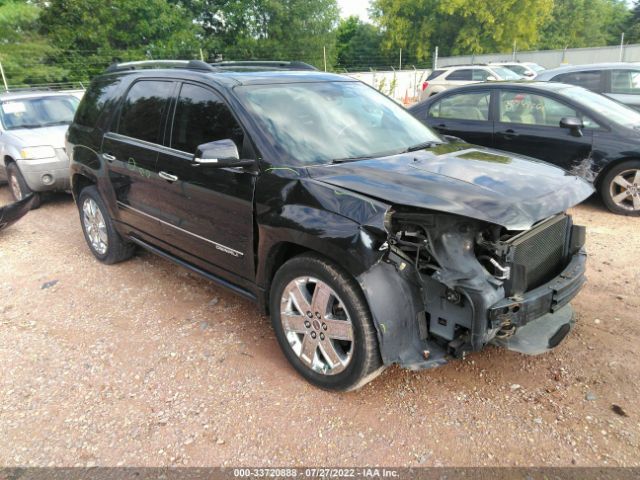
[594, 156, 640, 191]
[71, 172, 97, 204]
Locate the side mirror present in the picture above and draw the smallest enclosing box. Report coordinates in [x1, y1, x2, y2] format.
[486, 75, 497, 81]
[559, 117, 584, 137]
[193, 139, 254, 168]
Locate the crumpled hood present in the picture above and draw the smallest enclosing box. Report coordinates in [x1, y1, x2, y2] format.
[307, 143, 594, 230]
[6, 125, 69, 149]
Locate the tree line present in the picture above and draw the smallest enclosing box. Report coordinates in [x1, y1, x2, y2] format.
[0, 0, 638, 87]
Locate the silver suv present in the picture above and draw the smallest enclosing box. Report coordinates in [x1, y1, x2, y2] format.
[420, 64, 522, 100]
[0, 91, 80, 207]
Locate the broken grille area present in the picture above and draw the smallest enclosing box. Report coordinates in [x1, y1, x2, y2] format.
[510, 214, 570, 292]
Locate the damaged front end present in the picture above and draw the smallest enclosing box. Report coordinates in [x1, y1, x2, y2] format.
[358, 208, 587, 370]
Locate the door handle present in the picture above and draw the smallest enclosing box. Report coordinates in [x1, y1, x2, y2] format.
[102, 153, 116, 162]
[500, 129, 519, 139]
[437, 123, 447, 128]
[159, 171, 178, 182]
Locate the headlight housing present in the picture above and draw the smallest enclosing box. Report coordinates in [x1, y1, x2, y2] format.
[20, 146, 56, 159]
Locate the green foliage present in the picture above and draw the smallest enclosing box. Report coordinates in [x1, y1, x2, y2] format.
[335, 16, 393, 70]
[182, 0, 340, 68]
[371, 0, 554, 60]
[538, 0, 630, 49]
[0, 1, 67, 86]
[626, 1, 640, 43]
[39, 0, 203, 81]
[0, 0, 637, 87]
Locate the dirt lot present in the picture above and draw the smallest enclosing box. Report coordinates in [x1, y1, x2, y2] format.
[0, 186, 639, 468]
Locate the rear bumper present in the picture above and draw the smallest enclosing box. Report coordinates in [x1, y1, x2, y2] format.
[488, 248, 586, 354]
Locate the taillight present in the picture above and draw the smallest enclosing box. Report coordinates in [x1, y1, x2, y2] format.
[422, 81, 428, 91]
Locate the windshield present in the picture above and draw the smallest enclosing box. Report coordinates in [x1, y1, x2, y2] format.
[528, 64, 545, 73]
[562, 86, 640, 128]
[504, 64, 528, 76]
[0, 95, 79, 130]
[491, 67, 523, 80]
[235, 81, 441, 166]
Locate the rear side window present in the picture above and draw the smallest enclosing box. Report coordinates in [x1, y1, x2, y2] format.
[554, 71, 602, 91]
[429, 91, 490, 121]
[610, 69, 640, 95]
[74, 77, 122, 128]
[427, 70, 446, 80]
[170, 83, 244, 154]
[446, 69, 473, 81]
[117, 80, 173, 143]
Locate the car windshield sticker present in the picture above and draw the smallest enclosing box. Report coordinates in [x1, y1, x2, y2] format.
[1, 102, 27, 114]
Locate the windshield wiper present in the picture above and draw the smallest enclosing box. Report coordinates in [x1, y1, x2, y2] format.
[10, 124, 44, 129]
[404, 141, 442, 153]
[42, 120, 71, 127]
[331, 155, 375, 164]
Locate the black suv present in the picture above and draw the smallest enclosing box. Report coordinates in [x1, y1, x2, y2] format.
[67, 60, 593, 391]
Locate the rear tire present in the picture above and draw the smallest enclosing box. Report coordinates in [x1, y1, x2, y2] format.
[270, 253, 383, 391]
[600, 160, 640, 216]
[7, 162, 41, 209]
[78, 185, 135, 264]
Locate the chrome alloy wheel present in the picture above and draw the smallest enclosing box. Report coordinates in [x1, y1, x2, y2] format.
[10, 173, 22, 200]
[610, 168, 640, 211]
[82, 198, 108, 255]
[280, 277, 354, 375]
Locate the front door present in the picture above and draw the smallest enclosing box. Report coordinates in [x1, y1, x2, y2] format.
[154, 82, 256, 280]
[493, 89, 594, 171]
[101, 79, 175, 236]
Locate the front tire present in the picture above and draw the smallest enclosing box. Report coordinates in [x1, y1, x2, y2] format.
[78, 185, 135, 264]
[7, 162, 41, 209]
[270, 253, 383, 391]
[600, 160, 640, 216]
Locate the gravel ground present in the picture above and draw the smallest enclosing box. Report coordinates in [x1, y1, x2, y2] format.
[1, 187, 639, 468]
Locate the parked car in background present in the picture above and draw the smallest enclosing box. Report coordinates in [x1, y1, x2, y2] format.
[0, 91, 80, 207]
[409, 81, 640, 215]
[67, 60, 591, 390]
[536, 63, 640, 111]
[490, 62, 545, 79]
[420, 64, 522, 100]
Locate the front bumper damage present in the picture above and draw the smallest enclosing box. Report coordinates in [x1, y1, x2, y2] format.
[356, 213, 587, 371]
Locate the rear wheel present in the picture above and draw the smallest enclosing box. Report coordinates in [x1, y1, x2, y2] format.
[600, 160, 640, 216]
[7, 162, 41, 208]
[78, 185, 135, 264]
[270, 253, 383, 391]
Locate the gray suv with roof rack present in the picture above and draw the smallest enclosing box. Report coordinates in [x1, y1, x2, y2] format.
[536, 63, 640, 111]
[0, 90, 80, 207]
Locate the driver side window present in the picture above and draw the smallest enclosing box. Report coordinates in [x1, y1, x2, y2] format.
[170, 83, 245, 154]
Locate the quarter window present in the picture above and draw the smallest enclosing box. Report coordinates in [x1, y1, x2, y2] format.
[170, 83, 244, 154]
[117, 80, 173, 143]
[610, 69, 640, 95]
[429, 92, 490, 121]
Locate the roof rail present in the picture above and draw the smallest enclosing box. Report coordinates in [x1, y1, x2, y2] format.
[441, 63, 489, 68]
[105, 60, 216, 73]
[210, 60, 318, 71]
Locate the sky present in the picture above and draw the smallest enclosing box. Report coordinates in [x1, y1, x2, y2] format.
[337, 0, 371, 21]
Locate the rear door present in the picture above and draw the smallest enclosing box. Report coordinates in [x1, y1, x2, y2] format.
[421, 89, 493, 146]
[493, 89, 595, 171]
[154, 82, 257, 279]
[101, 79, 175, 236]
